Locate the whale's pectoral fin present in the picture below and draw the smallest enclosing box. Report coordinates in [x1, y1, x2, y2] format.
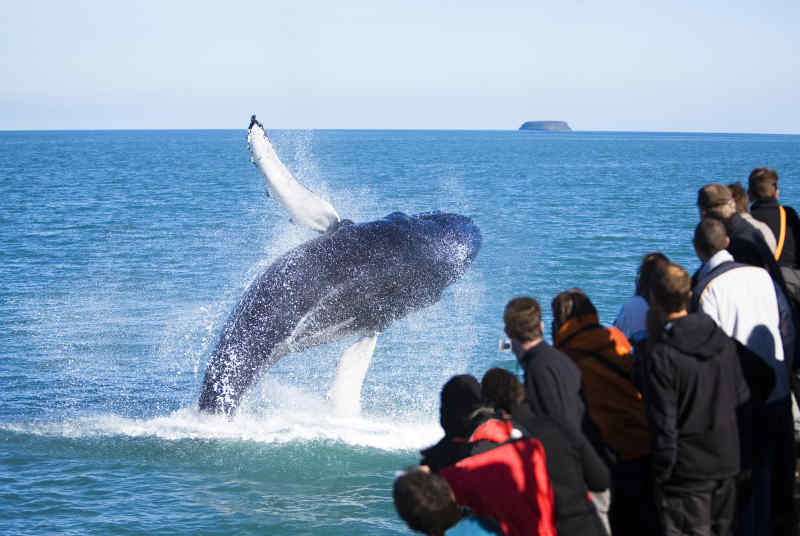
[326, 333, 380, 415]
[247, 115, 341, 233]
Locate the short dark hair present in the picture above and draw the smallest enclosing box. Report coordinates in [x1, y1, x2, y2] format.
[551, 289, 597, 334]
[727, 182, 749, 213]
[503, 297, 542, 341]
[748, 167, 778, 201]
[650, 262, 691, 314]
[694, 218, 729, 260]
[481, 368, 525, 414]
[393, 467, 462, 536]
[635, 252, 670, 298]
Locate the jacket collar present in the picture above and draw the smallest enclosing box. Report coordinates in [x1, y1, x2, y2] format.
[520, 340, 552, 366]
[752, 197, 779, 209]
[697, 249, 734, 280]
[553, 314, 600, 347]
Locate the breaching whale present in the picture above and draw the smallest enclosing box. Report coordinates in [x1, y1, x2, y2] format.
[198, 116, 481, 415]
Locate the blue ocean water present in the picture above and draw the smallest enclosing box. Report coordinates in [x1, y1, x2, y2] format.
[1, 128, 799, 534]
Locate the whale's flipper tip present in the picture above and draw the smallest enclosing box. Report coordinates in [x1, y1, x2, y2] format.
[249, 114, 263, 130]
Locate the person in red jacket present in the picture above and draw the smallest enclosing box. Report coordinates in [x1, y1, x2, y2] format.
[420, 374, 558, 536]
[393, 466, 503, 536]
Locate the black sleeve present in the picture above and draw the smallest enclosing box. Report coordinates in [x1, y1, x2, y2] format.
[643, 346, 679, 484]
[632, 339, 647, 392]
[524, 362, 570, 423]
[562, 421, 611, 491]
[523, 411, 612, 493]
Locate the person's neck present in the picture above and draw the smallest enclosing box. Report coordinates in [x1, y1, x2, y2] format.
[667, 310, 688, 320]
[519, 337, 543, 352]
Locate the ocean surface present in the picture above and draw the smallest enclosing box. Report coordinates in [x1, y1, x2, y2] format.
[1, 128, 799, 535]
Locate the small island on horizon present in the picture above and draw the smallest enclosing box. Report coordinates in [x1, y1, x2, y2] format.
[519, 121, 572, 132]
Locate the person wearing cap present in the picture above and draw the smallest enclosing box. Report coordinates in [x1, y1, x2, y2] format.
[697, 183, 785, 288]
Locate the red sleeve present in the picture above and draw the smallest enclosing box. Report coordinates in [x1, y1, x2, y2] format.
[441, 438, 556, 536]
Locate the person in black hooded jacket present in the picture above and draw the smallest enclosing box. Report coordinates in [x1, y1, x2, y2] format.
[420, 374, 502, 474]
[642, 261, 751, 536]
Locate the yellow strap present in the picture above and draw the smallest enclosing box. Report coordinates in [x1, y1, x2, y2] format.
[775, 205, 787, 261]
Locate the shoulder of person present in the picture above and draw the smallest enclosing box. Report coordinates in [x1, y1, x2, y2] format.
[784, 204, 800, 223]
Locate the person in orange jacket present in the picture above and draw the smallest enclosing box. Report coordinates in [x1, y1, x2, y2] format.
[551, 288, 657, 536]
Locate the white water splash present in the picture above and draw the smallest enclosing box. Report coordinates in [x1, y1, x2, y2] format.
[2, 377, 442, 451]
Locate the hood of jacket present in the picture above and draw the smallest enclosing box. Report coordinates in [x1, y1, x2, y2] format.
[656, 312, 728, 361]
[439, 374, 487, 438]
[553, 314, 631, 357]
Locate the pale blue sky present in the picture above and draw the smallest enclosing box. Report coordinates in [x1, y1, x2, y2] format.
[2, 0, 798, 132]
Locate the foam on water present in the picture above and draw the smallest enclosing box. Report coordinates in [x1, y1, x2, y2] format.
[3, 377, 442, 451]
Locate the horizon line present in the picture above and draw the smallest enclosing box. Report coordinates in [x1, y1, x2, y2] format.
[1, 127, 798, 136]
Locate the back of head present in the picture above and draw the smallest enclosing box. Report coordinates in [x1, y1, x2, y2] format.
[727, 182, 749, 213]
[551, 288, 597, 333]
[748, 167, 778, 201]
[503, 297, 542, 342]
[440, 375, 483, 438]
[694, 218, 729, 261]
[481, 368, 525, 414]
[650, 261, 691, 314]
[635, 252, 670, 298]
[697, 183, 735, 219]
[393, 467, 462, 536]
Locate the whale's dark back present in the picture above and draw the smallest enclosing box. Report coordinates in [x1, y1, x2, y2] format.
[198, 212, 481, 414]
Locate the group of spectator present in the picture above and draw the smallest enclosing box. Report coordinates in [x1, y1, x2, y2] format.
[392, 168, 800, 536]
